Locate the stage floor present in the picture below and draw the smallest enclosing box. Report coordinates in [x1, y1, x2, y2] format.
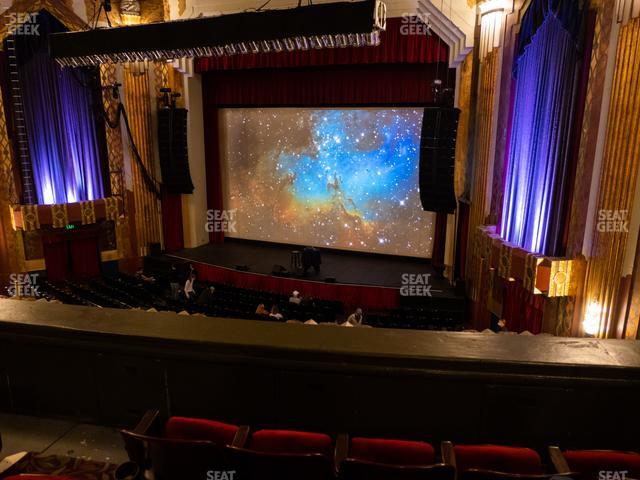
[167, 239, 456, 297]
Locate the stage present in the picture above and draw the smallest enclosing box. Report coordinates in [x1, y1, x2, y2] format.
[150, 239, 464, 311]
[166, 238, 455, 294]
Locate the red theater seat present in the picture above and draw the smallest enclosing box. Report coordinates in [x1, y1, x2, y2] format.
[447, 444, 543, 475]
[339, 459, 455, 480]
[164, 416, 239, 445]
[552, 448, 640, 477]
[120, 411, 248, 480]
[337, 436, 443, 480]
[349, 437, 436, 466]
[249, 429, 334, 457]
[227, 445, 335, 480]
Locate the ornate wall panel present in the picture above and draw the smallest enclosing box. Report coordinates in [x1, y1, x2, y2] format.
[101, 64, 134, 259]
[454, 52, 473, 200]
[123, 63, 163, 255]
[566, 1, 616, 257]
[0, 78, 25, 279]
[582, 16, 640, 338]
[465, 48, 499, 303]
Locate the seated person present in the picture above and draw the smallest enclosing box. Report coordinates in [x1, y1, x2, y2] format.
[135, 268, 156, 284]
[346, 307, 364, 326]
[255, 303, 269, 316]
[184, 272, 197, 301]
[289, 290, 302, 304]
[196, 286, 215, 307]
[269, 305, 283, 320]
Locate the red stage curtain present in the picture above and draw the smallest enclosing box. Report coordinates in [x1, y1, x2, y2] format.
[161, 188, 184, 252]
[202, 64, 452, 107]
[502, 280, 545, 334]
[43, 238, 69, 282]
[196, 18, 449, 72]
[194, 262, 399, 310]
[201, 22, 452, 250]
[70, 236, 100, 278]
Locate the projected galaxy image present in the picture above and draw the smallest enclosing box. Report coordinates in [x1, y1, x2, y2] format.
[220, 108, 435, 257]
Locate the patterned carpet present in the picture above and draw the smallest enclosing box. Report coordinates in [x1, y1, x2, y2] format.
[1, 452, 118, 479]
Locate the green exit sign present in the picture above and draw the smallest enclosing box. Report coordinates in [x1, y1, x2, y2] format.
[66, 224, 75, 230]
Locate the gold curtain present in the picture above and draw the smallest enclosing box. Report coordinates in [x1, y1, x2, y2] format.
[582, 17, 640, 338]
[466, 49, 500, 302]
[123, 63, 163, 255]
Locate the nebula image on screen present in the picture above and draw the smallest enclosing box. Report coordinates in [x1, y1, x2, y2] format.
[220, 108, 435, 258]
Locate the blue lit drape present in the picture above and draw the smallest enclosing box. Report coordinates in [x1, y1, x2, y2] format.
[500, 0, 584, 255]
[16, 12, 104, 205]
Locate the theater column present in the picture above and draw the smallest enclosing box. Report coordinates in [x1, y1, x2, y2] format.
[465, 0, 507, 327]
[175, 61, 209, 248]
[580, 0, 640, 338]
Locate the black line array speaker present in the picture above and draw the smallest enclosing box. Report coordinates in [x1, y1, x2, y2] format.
[419, 107, 461, 214]
[158, 108, 195, 194]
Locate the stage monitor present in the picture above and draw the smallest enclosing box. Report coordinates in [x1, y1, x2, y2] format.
[219, 108, 435, 258]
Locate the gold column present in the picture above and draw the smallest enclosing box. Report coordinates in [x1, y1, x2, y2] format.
[123, 63, 163, 256]
[466, 48, 499, 303]
[101, 64, 135, 260]
[0, 71, 25, 281]
[454, 52, 473, 200]
[582, 17, 640, 338]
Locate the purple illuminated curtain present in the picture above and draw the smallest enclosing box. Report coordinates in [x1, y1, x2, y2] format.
[16, 12, 104, 205]
[500, 0, 585, 255]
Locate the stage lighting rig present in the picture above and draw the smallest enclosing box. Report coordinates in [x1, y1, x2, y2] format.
[50, 0, 386, 67]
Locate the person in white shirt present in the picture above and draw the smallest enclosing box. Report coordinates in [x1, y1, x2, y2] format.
[184, 273, 196, 300]
[289, 290, 302, 304]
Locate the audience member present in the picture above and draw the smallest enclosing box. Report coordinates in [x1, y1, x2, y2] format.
[135, 268, 156, 284]
[255, 304, 269, 316]
[184, 272, 197, 301]
[289, 290, 302, 304]
[269, 305, 283, 320]
[196, 286, 215, 306]
[346, 307, 363, 326]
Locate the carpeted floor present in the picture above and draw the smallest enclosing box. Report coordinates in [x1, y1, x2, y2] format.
[1, 452, 117, 479]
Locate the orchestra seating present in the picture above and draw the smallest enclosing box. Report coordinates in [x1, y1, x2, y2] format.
[35, 272, 464, 330]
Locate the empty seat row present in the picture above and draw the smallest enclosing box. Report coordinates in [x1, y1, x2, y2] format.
[119, 410, 640, 480]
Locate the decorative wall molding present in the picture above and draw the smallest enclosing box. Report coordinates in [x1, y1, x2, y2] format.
[417, 0, 474, 67]
[479, 0, 507, 59]
[10, 197, 123, 231]
[582, 16, 640, 337]
[476, 226, 585, 298]
[616, 0, 640, 24]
